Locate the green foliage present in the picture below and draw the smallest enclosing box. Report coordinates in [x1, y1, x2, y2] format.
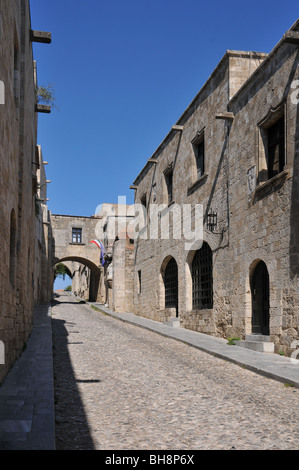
[227, 337, 241, 345]
[54, 263, 69, 280]
[64, 285, 72, 292]
[36, 84, 57, 108]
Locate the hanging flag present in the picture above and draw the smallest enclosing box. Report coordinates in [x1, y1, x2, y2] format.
[90, 239, 101, 249]
[90, 240, 106, 266]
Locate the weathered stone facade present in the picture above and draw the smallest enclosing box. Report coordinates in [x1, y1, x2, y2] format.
[95, 203, 135, 313]
[0, 0, 52, 382]
[51, 204, 135, 313]
[51, 214, 103, 302]
[131, 20, 299, 355]
[34, 145, 53, 305]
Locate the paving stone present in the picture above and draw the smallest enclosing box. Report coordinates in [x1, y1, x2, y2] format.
[0, 305, 55, 450]
[52, 294, 299, 450]
[2, 293, 299, 451]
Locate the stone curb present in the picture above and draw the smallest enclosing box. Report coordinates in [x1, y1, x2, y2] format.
[82, 298, 299, 390]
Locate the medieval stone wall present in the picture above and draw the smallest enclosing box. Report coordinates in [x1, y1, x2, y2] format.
[133, 51, 266, 328]
[227, 32, 299, 355]
[0, 0, 52, 382]
[51, 214, 103, 302]
[132, 21, 299, 355]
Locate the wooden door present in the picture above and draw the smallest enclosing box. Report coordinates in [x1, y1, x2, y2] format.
[251, 261, 270, 335]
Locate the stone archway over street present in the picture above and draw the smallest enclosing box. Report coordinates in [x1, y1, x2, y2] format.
[51, 214, 103, 302]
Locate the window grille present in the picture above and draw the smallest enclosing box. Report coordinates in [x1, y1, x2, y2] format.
[164, 258, 178, 311]
[192, 242, 213, 309]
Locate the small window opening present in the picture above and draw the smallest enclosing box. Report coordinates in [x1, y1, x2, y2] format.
[72, 228, 82, 244]
[164, 168, 173, 204]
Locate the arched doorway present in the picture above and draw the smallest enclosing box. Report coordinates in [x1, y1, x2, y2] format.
[164, 257, 178, 317]
[191, 242, 213, 310]
[251, 261, 270, 335]
[53, 257, 102, 303]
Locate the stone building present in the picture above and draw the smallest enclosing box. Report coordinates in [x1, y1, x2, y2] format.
[51, 204, 135, 313]
[0, 0, 52, 382]
[34, 145, 53, 305]
[131, 19, 299, 355]
[51, 214, 103, 302]
[95, 203, 135, 313]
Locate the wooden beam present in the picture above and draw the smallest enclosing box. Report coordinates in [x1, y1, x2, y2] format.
[30, 30, 52, 44]
[215, 112, 234, 120]
[283, 31, 299, 44]
[35, 104, 51, 113]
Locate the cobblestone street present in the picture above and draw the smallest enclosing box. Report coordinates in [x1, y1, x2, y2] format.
[52, 293, 299, 450]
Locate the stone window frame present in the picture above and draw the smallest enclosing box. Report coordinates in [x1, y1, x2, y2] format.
[257, 101, 287, 186]
[191, 127, 205, 179]
[191, 242, 213, 310]
[140, 193, 147, 209]
[135, 190, 148, 238]
[152, 183, 157, 203]
[163, 163, 174, 205]
[187, 128, 208, 195]
[70, 226, 85, 245]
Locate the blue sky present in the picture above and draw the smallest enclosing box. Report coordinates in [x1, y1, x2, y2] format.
[30, 1, 298, 290]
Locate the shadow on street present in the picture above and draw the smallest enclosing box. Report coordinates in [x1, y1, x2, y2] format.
[51, 295, 95, 450]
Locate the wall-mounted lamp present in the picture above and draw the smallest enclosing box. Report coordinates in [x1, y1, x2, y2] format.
[207, 211, 217, 233]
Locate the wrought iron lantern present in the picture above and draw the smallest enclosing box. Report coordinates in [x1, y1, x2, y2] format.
[207, 210, 217, 233]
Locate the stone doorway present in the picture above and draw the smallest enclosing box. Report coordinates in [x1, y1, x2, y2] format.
[251, 261, 270, 335]
[164, 257, 178, 317]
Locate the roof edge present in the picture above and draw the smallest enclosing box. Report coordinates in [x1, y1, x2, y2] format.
[132, 49, 266, 186]
[228, 19, 299, 106]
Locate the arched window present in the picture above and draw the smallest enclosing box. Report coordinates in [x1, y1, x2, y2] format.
[192, 242, 213, 309]
[9, 209, 17, 287]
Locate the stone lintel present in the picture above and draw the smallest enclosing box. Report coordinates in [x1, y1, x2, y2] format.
[215, 112, 235, 120]
[35, 104, 51, 114]
[30, 30, 52, 44]
[283, 31, 299, 44]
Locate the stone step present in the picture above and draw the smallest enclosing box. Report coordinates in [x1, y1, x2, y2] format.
[235, 338, 274, 353]
[163, 318, 180, 328]
[245, 334, 271, 342]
